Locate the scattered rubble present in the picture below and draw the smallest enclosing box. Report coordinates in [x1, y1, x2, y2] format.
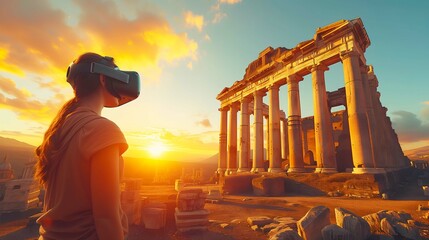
[236, 207, 428, 240]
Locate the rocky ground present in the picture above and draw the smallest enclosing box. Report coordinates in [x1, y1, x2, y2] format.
[2, 173, 429, 240]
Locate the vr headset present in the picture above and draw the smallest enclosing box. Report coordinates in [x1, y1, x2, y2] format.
[66, 60, 140, 106]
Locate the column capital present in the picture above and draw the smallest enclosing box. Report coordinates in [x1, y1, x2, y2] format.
[310, 63, 329, 73]
[240, 95, 252, 104]
[286, 74, 303, 84]
[340, 50, 360, 61]
[266, 82, 280, 91]
[229, 102, 240, 111]
[253, 90, 266, 98]
[218, 106, 229, 112]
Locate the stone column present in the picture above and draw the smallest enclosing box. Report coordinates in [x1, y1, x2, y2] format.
[361, 65, 383, 171]
[341, 51, 375, 173]
[217, 107, 228, 175]
[265, 115, 270, 161]
[287, 74, 306, 173]
[268, 84, 282, 172]
[281, 118, 289, 162]
[252, 91, 265, 173]
[368, 67, 388, 168]
[311, 64, 337, 173]
[238, 97, 251, 172]
[226, 103, 239, 175]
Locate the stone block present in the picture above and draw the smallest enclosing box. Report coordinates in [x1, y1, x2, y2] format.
[392, 222, 419, 240]
[321, 224, 351, 240]
[297, 205, 330, 240]
[252, 176, 285, 196]
[175, 208, 210, 220]
[175, 208, 209, 231]
[335, 207, 370, 240]
[142, 207, 166, 229]
[221, 174, 258, 195]
[247, 216, 273, 227]
[269, 228, 303, 240]
[380, 218, 396, 236]
[176, 188, 206, 211]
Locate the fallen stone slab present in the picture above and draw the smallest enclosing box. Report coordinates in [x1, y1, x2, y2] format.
[269, 228, 303, 240]
[380, 218, 396, 236]
[297, 205, 330, 240]
[392, 221, 420, 240]
[335, 207, 371, 240]
[247, 216, 273, 227]
[321, 224, 351, 240]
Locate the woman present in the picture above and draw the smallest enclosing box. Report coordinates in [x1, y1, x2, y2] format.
[36, 53, 138, 240]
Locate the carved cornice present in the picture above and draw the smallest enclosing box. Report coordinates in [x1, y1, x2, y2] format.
[218, 18, 371, 106]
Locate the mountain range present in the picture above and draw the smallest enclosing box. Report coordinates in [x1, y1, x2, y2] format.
[1, 136, 428, 181]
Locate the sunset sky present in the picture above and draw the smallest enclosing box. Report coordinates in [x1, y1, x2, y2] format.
[1, 0, 428, 161]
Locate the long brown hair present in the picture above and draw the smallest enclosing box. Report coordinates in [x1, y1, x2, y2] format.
[35, 53, 116, 184]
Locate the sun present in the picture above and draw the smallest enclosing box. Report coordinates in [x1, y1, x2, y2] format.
[147, 141, 167, 158]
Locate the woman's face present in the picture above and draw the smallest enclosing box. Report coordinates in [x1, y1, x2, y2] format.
[99, 75, 120, 107]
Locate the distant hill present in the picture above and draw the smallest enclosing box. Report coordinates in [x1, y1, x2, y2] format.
[0, 136, 36, 178]
[404, 145, 429, 161]
[0, 136, 35, 149]
[201, 153, 218, 165]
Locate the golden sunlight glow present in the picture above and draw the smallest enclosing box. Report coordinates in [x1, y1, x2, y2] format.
[147, 141, 168, 158]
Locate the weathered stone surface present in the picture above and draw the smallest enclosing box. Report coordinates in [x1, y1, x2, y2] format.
[269, 223, 296, 238]
[262, 222, 282, 233]
[269, 228, 303, 240]
[392, 222, 420, 240]
[321, 224, 351, 240]
[335, 207, 370, 240]
[222, 174, 258, 195]
[363, 212, 382, 233]
[363, 210, 414, 234]
[380, 218, 396, 236]
[297, 206, 330, 240]
[247, 216, 273, 227]
[252, 176, 285, 196]
[176, 188, 206, 212]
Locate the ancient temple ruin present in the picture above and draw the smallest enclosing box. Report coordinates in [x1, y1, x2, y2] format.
[216, 18, 409, 175]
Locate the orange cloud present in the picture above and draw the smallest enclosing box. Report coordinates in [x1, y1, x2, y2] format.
[0, 76, 65, 123]
[0, 0, 199, 124]
[196, 119, 212, 128]
[184, 11, 205, 32]
[0, 1, 198, 82]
